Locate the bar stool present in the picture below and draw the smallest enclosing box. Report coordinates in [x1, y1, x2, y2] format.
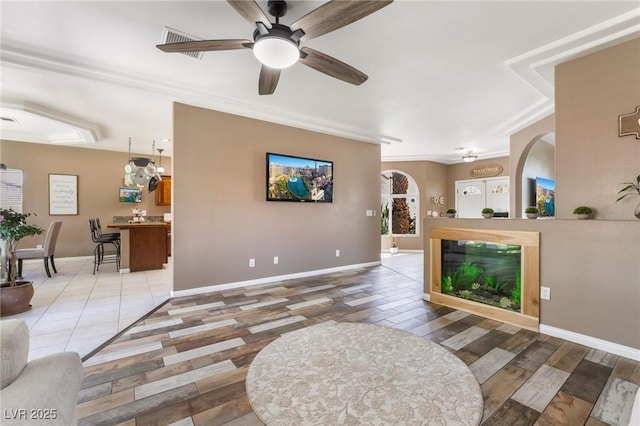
[96, 218, 120, 245]
[89, 218, 120, 274]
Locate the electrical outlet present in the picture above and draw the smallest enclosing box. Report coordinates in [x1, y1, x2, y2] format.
[36, 244, 43, 249]
[540, 286, 550, 300]
[335, 249, 340, 257]
[273, 256, 278, 265]
[249, 258, 255, 268]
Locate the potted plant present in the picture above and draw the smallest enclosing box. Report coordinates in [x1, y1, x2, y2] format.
[481, 208, 494, 219]
[524, 206, 539, 219]
[389, 239, 399, 254]
[616, 174, 640, 219]
[446, 208, 456, 218]
[0, 208, 44, 316]
[573, 206, 593, 220]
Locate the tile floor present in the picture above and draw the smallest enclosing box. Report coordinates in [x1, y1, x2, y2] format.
[12, 253, 415, 362]
[6, 256, 171, 360]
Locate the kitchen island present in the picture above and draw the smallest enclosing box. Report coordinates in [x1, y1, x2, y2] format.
[108, 222, 169, 272]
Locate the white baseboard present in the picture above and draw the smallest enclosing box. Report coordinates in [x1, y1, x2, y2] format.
[540, 324, 640, 361]
[19, 255, 93, 264]
[119, 268, 131, 274]
[171, 261, 381, 298]
[421, 293, 638, 360]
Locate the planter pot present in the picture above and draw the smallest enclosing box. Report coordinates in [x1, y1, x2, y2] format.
[526, 213, 538, 219]
[482, 213, 493, 219]
[635, 201, 640, 219]
[389, 247, 399, 254]
[575, 214, 591, 220]
[446, 213, 456, 218]
[0, 281, 34, 316]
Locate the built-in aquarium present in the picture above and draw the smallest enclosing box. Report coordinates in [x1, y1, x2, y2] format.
[441, 240, 521, 312]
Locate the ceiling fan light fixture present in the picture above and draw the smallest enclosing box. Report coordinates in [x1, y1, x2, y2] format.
[253, 36, 299, 69]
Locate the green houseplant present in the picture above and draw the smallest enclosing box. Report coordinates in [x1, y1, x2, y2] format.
[616, 174, 640, 219]
[524, 206, 539, 219]
[572, 206, 593, 219]
[446, 208, 456, 218]
[481, 207, 494, 219]
[0, 208, 44, 315]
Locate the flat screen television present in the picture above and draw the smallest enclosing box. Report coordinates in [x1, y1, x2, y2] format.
[266, 152, 333, 202]
[119, 187, 142, 203]
[535, 177, 555, 217]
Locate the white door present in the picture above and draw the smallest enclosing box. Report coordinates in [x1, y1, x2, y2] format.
[485, 178, 510, 215]
[456, 181, 485, 218]
[456, 177, 510, 218]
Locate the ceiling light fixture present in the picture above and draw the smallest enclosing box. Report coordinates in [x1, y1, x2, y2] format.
[462, 152, 478, 162]
[252, 18, 304, 70]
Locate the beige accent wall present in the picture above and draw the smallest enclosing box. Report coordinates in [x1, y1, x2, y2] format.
[555, 38, 640, 220]
[423, 217, 640, 349]
[380, 161, 447, 250]
[424, 39, 640, 350]
[173, 103, 381, 292]
[0, 140, 172, 257]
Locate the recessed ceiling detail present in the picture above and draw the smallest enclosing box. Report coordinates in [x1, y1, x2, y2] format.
[0, 101, 101, 145]
[494, 8, 640, 139]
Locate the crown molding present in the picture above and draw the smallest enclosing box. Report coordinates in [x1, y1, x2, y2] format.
[493, 9, 640, 138]
[0, 42, 400, 147]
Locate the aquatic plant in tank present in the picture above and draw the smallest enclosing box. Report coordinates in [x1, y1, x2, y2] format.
[441, 239, 522, 312]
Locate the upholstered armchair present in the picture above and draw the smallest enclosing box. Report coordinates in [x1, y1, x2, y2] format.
[0, 319, 83, 425]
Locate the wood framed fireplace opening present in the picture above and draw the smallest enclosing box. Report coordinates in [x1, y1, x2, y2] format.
[429, 227, 540, 331]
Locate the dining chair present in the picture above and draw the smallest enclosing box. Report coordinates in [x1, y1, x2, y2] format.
[16, 221, 63, 278]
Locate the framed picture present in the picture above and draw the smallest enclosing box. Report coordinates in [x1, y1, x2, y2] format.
[49, 174, 78, 215]
[119, 187, 142, 203]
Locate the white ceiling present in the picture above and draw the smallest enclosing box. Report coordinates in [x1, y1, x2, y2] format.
[1, 1, 638, 163]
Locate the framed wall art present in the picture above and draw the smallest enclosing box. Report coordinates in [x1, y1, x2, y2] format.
[49, 174, 78, 215]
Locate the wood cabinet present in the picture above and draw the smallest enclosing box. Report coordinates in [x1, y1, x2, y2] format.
[107, 223, 169, 272]
[129, 225, 168, 272]
[155, 176, 171, 205]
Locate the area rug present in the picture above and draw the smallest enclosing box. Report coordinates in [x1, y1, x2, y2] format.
[246, 322, 484, 425]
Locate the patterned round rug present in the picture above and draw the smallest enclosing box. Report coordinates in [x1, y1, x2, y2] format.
[246, 322, 484, 425]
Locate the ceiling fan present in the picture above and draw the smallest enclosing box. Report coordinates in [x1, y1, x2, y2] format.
[156, 0, 393, 95]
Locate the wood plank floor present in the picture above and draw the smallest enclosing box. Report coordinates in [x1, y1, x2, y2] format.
[77, 254, 639, 426]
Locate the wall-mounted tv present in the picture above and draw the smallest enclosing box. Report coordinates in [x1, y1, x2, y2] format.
[266, 152, 333, 202]
[535, 177, 555, 217]
[119, 187, 142, 203]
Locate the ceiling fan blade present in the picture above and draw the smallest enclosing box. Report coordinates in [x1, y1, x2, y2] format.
[157, 39, 252, 53]
[259, 66, 281, 95]
[299, 47, 367, 85]
[227, 0, 272, 29]
[291, 0, 393, 41]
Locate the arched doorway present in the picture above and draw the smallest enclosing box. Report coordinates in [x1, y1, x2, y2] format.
[381, 170, 419, 238]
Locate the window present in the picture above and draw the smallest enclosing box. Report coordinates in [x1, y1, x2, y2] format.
[381, 170, 419, 236]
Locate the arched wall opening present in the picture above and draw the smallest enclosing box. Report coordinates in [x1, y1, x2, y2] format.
[519, 132, 556, 218]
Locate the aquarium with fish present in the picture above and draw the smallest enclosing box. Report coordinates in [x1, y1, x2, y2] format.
[441, 239, 522, 312]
